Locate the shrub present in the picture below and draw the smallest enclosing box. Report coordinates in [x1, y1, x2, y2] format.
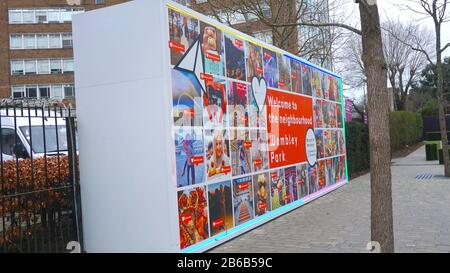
[425, 131, 450, 141]
[418, 99, 439, 118]
[0, 156, 73, 250]
[389, 111, 423, 151]
[345, 121, 370, 176]
[345, 111, 423, 177]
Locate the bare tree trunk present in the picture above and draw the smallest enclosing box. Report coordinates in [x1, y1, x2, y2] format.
[359, 2, 394, 253]
[435, 23, 450, 176]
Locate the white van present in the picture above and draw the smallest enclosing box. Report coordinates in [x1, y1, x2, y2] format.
[0, 109, 69, 161]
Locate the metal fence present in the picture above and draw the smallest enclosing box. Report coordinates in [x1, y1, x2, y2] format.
[0, 99, 82, 253]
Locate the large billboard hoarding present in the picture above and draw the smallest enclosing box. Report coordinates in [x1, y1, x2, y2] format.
[167, 3, 348, 252]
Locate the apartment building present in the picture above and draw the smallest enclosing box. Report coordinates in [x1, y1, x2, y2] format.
[0, 0, 130, 101]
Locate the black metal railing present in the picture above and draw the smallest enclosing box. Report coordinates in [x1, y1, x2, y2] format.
[0, 99, 82, 253]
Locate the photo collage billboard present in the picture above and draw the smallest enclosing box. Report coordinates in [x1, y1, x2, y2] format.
[167, 4, 347, 251]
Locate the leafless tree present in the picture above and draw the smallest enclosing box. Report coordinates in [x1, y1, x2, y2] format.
[192, 0, 355, 69]
[383, 19, 433, 110]
[397, 0, 450, 176]
[342, 19, 432, 111]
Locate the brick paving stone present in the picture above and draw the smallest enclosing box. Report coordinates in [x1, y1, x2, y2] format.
[208, 145, 450, 253]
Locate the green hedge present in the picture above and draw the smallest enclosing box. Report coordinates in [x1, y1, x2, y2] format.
[389, 111, 423, 151]
[426, 131, 450, 141]
[345, 111, 423, 177]
[345, 121, 370, 176]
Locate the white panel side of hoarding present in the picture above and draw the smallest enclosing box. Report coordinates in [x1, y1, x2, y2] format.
[73, 0, 179, 252]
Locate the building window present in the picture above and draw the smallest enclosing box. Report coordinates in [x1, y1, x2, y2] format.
[8, 10, 22, 24]
[24, 34, 36, 49]
[10, 35, 23, 49]
[37, 60, 50, 74]
[49, 34, 61, 48]
[47, 9, 60, 23]
[24, 60, 37, 75]
[26, 86, 38, 98]
[62, 34, 73, 48]
[39, 86, 50, 99]
[63, 59, 74, 73]
[50, 60, 62, 74]
[37, 34, 49, 48]
[11, 60, 24, 76]
[12, 86, 25, 98]
[22, 10, 35, 24]
[51, 85, 63, 99]
[35, 10, 48, 23]
[64, 85, 75, 98]
[10, 33, 71, 50]
[8, 8, 84, 24]
[11, 58, 74, 76]
[12, 84, 74, 99]
[96, 0, 106, 4]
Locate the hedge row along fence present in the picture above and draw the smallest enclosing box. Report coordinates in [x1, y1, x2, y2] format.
[0, 156, 77, 252]
[345, 111, 423, 178]
[389, 111, 423, 152]
[345, 121, 370, 177]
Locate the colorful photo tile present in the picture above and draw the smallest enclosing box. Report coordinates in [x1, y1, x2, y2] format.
[334, 78, 341, 103]
[315, 129, 324, 159]
[314, 99, 324, 128]
[317, 160, 326, 190]
[297, 164, 309, 199]
[333, 157, 340, 184]
[328, 103, 337, 128]
[250, 129, 269, 172]
[200, 22, 225, 76]
[290, 59, 302, 94]
[228, 81, 249, 128]
[311, 69, 323, 98]
[175, 127, 205, 187]
[336, 104, 343, 128]
[328, 75, 337, 101]
[325, 158, 337, 187]
[203, 77, 228, 128]
[338, 156, 346, 181]
[230, 129, 252, 176]
[245, 42, 263, 82]
[225, 34, 246, 81]
[284, 166, 298, 204]
[248, 88, 267, 128]
[253, 172, 271, 217]
[178, 186, 209, 250]
[337, 130, 345, 155]
[322, 100, 329, 128]
[302, 64, 312, 96]
[172, 68, 203, 127]
[208, 180, 234, 236]
[324, 130, 337, 158]
[205, 128, 231, 182]
[233, 176, 254, 226]
[168, 9, 200, 66]
[270, 169, 285, 210]
[262, 48, 279, 89]
[277, 55, 292, 91]
[308, 165, 318, 195]
[322, 73, 330, 101]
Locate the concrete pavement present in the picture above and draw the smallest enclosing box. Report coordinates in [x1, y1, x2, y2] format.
[209, 145, 450, 253]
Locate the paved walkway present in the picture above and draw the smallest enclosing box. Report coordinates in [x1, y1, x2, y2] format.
[209, 145, 450, 253]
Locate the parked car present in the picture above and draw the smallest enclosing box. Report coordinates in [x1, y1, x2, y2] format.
[0, 109, 70, 161]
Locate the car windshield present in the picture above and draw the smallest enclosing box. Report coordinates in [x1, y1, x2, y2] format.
[20, 125, 69, 154]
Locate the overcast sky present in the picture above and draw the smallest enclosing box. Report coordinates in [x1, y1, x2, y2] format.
[337, 0, 449, 101]
[379, 0, 450, 54]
